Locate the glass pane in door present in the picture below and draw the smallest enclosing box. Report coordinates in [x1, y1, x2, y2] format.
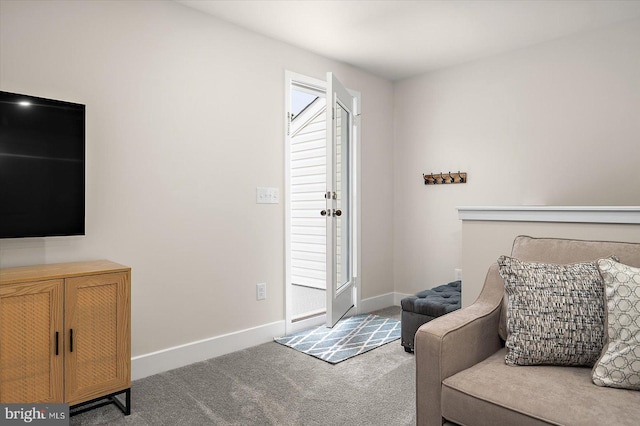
[335, 102, 350, 291]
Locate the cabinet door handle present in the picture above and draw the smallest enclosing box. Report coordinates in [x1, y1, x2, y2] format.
[55, 332, 59, 356]
[69, 329, 74, 353]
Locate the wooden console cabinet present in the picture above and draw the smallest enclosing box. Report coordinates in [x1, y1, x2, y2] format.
[0, 260, 131, 414]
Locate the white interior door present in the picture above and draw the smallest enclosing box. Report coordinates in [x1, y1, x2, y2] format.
[325, 72, 358, 327]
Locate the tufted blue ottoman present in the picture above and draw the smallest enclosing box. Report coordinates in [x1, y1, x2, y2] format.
[400, 280, 461, 352]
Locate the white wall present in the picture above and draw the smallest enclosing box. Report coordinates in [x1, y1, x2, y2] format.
[393, 18, 640, 296]
[461, 216, 640, 307]
[0, 0, 394, 363]
[4, 0, 639, 376]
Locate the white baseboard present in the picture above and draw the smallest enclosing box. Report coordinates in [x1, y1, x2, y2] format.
[131, 320, 285, 380]
[131, 292, 408, 380]
[393, 292, 413, 306]
[358, 291, 394, 313]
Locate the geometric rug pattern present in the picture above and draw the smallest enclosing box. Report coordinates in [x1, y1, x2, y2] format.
[274, 314, 401, 364]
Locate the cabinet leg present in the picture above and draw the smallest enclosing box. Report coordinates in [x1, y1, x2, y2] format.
[111, 388, 131, 416]
[70, 388, 131, 417]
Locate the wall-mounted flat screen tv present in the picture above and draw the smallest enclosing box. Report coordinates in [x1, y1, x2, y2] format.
[0, 91, 85, 238]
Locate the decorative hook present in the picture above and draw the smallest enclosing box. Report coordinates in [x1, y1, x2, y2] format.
[423, 170, 467, 185]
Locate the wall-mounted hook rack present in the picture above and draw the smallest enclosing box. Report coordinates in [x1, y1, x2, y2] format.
[423, 171, 467, 185]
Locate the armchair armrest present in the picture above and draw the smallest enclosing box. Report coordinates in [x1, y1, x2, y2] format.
[415, 264, 504, 426]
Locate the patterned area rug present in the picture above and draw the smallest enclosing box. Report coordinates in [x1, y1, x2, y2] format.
[274, 314, 401, 364]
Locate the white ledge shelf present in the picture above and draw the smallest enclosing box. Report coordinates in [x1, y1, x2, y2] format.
[457, 206, 640, 224]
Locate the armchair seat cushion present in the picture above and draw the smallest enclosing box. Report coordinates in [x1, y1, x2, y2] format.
[442, 349, 640, 426]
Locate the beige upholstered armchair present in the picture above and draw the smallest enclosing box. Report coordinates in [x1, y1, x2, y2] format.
[415, 236, 640, 426]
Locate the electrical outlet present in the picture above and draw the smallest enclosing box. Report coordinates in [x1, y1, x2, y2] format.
[454, 269, 462, 281]
[256, 282, 266, 300]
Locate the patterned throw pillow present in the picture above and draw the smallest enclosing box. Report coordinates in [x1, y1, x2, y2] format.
[497, 256, 606, 366]
[592, 259, 640, 390]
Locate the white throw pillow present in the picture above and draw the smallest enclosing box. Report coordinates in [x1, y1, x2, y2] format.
[592, 259, 640, 390]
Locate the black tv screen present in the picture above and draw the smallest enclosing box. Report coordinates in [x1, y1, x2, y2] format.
[0, 91, 85, 238]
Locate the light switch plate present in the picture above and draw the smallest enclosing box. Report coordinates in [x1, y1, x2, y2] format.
[256, 187, 279, 204]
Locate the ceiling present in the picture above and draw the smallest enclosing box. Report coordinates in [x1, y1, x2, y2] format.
[177, 0, 640, 81]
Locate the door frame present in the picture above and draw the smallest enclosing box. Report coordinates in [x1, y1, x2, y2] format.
[284, 70, 362, 334]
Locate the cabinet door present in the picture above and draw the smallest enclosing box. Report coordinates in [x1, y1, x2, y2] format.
[64, 272, 130, 405]
[0, 280, 64, 403]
